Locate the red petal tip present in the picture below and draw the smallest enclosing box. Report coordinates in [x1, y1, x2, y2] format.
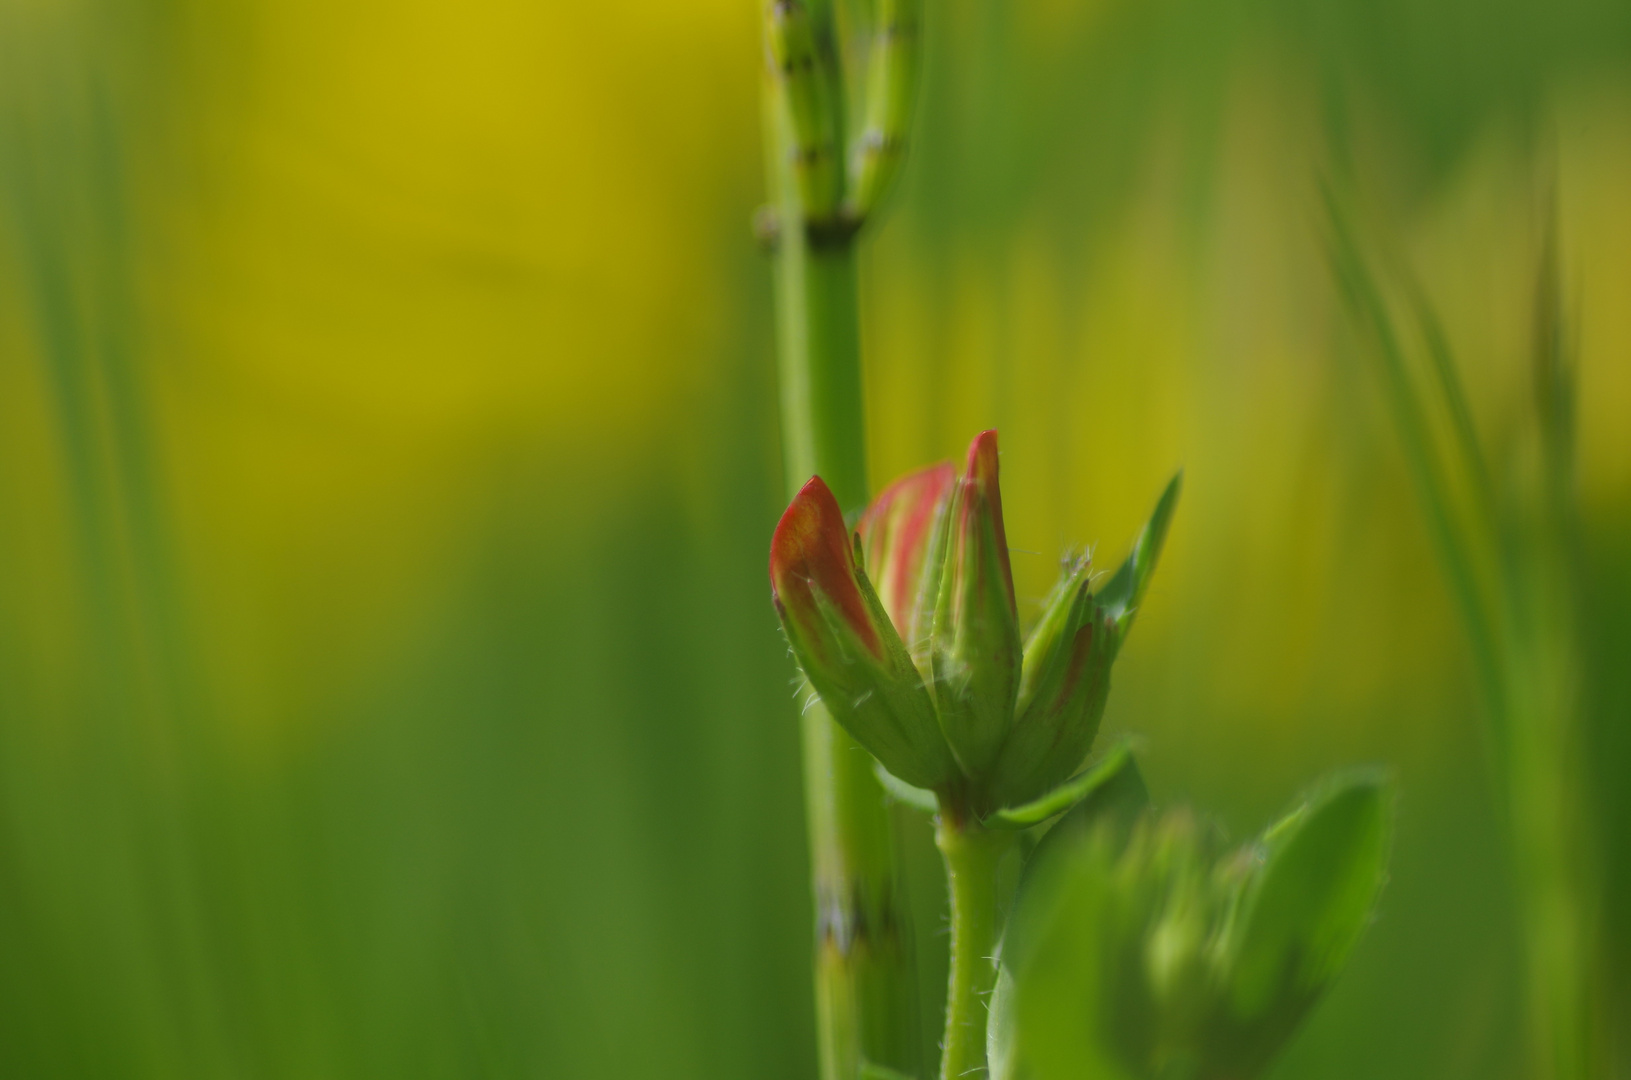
[770, 476, 843, 581]
[965, 430, 1000, 486]
[858, 461, 956, 635]
[769, 475, 882, 659]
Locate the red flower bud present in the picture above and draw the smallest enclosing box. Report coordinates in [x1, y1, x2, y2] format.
[930, 431, 1023, 779]
[857, 460, 956, 672]
[771, 476, 960, 792]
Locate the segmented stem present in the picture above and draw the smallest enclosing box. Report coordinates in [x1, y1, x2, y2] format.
[766, 0, 845, 228]
[763, 4, 923, 1077]
[846, 0, 923, 219]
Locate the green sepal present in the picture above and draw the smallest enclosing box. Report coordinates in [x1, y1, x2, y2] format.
[985, 557, 1115, 811]
[1012, 551, 1095, 720]
[982, 743, 1138, 830]
[771, 476, 961, 792]
[845, 545, 964, 791]
[931, 430, 1023, 781]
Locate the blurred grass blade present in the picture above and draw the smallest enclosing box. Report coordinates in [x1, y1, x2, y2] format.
[1321, 181, 1507, 733]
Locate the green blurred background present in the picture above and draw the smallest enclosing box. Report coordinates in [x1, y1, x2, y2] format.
[1, 0, 1629, 1076]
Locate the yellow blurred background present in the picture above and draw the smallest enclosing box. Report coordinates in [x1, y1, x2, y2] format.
[1, 0, 1628, 1075]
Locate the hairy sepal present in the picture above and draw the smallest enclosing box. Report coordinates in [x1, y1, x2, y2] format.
[985, 559, 1115, 811]
[931, 430, 1022, 780]
[772, 476, 959, 791]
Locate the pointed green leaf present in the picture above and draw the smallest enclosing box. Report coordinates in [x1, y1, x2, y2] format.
[993, 818, 1142, 1080]
[1223, 771, 1395, 1019]
[1095, 471, 1182, 650]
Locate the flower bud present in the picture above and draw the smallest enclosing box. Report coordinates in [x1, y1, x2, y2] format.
[985, 473, 1180, 814]
[985, 554, 1115, 810]
[771, 476, 960, 792]
[931, 430, 1022, 779]
[857, 460, 955, 678]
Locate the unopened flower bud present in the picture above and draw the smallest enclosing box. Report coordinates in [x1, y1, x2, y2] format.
[931, 430, 1022, 779]
[857, 460, 955, 679]
[771, 476, 960, 791]
[986, 554, 1114, 809]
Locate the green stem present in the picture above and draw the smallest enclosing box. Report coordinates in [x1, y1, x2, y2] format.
[775, 236, 868, 512]
[765, 45, 922, 1080]
[804, 699, 923, 1080]
[935, 817, 1011, 1080]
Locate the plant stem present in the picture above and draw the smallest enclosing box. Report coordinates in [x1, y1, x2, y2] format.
[803, 695, 923, 1080]
[774, 236, 868, 513]
[935, 816, 1011, 1080]
[765, 50, 923, 1080]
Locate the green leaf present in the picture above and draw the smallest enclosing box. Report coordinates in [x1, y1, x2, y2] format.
[993, 823, 1139, 1080]
[982, 743, 1138, 830]
[1224, 770, 1395, 1019]
[858, 1062, 918, 1080]
[1094, 471, 1182, 648]
[985, 962, 1024, 1080]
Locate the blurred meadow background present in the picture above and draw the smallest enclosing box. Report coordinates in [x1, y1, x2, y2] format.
[2, 0, 1630, 1076]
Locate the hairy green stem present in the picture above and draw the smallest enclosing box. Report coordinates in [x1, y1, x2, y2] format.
[935, 817, 1011, 1080]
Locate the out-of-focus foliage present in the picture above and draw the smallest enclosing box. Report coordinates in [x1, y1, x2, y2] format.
[1, 0, 1628, 1077]
[992, 773, 1393, 1080]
